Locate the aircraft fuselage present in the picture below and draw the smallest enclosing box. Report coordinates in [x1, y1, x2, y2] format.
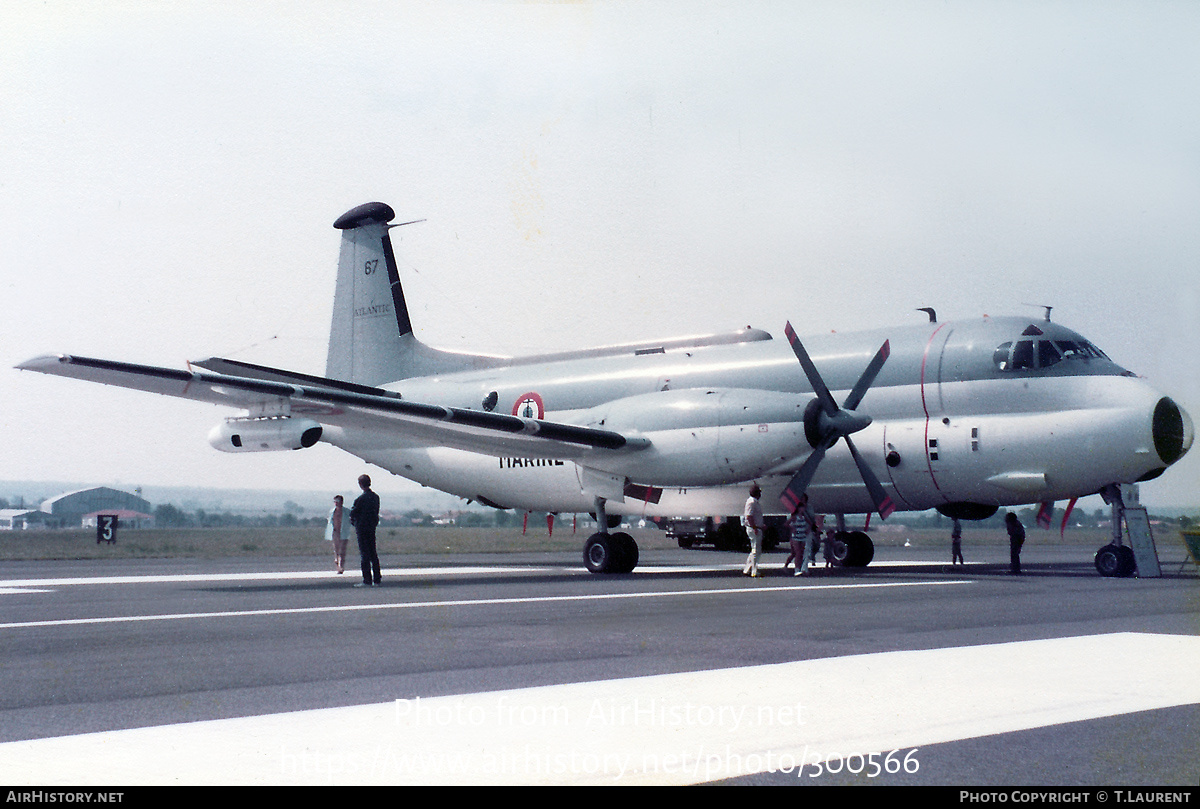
[325, 315, 1191, 518]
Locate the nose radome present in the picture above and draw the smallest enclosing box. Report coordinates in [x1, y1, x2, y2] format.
[1153, 397, 1193, 466]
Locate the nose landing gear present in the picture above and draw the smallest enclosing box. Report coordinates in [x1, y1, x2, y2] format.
[1094, 543, 1136, 577]
[1094, 484, 1161, 578]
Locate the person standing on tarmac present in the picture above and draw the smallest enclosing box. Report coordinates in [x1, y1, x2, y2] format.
[350, 474, 381, 587]
[1005, 511, 1025, 575]
[742, 484, 765, 577]
[326, 495, 347, 574]
[784, 493, 820, 576]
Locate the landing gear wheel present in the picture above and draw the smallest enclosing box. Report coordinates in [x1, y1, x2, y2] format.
[584, 532, 614, 573]
[831, 531, 874, 567]
[584, 532, 639, 574]
[1094, 543, 1135, 577]
[847, 531, 874, 566]
[830, 532, 852, 566]
[610, 531, 639, 573]
[1118, 544, 1135, 576]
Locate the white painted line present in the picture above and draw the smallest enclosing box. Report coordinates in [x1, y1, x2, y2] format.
[0, 561, 972, 590]
[0, 632, 1195, 785]
[0, 563, 755, 590]
[0, 567, 556, 588]
[0, 579, 971, 630]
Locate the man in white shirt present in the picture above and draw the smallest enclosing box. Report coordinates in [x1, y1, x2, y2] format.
[742, 484, 765, 577]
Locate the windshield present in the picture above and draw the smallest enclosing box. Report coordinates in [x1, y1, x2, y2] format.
[993, 338, 1109, 372]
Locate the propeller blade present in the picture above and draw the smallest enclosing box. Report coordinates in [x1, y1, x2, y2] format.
[779, 443, 828, 512]
[844, 435, 896, 519]
[784, 322, 838, 416]
[842, 340, 891, 412]
[782, 322, 895, 520]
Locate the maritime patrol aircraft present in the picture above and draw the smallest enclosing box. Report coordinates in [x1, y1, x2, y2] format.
[17, 202, 1193, 576]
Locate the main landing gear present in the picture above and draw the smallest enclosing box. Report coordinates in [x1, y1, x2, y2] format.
[825, 514, 875, 568]
[829, 529, 875, 567]
[583, 497, 639, 574]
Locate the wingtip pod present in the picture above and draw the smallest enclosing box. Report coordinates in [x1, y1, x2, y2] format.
[333, 202, 396, 230]
[15, 354, 69, 372]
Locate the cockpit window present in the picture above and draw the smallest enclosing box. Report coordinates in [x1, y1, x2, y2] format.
[1055, 340, 1108, 360]
[993, 337, 1108, 372]
[1055, 341, 1084, 360]
[1038, 340, 1062, 368]
[993, 342, 1013, 371]
[1011, 340, 1035, 370]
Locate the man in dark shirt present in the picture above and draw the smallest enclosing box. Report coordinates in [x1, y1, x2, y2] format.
[1005, 511, 1025, 575]
[349, 474, 381, 586]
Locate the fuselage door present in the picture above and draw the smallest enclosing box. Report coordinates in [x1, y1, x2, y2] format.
[882, 422, 940, 510]
[882, 324, 957, 510]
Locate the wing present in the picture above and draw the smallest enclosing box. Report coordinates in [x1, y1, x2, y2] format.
[16, 354, 649, 460]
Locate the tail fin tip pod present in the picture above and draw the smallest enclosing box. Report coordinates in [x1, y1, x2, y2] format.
[326, 201, 506, 387]
[333, 201, 396, 231]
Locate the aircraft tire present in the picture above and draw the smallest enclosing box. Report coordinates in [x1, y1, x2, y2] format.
[584, 533, 616, 574]
[1094, 544, 1135, 577]
[848, 531, 874, 566]
[1117, 545, 1136, 576]
[831, 531, 874, 567]
[611, 531, 638, 573]
[830, 532, 850, 566]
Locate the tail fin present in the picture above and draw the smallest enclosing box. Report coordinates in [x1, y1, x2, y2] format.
[326, 202, 504, 385]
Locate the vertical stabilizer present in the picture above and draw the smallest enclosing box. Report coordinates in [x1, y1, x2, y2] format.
[326, 202, 503, 386]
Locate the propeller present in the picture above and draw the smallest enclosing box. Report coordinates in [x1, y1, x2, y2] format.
[779, 321, 896, 520]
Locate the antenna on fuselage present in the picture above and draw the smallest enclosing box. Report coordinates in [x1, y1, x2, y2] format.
[917, 307, 937, 323]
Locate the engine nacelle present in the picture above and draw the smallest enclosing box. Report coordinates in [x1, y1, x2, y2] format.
[583, 388, 808, 487]
[208, 417, 323, 453]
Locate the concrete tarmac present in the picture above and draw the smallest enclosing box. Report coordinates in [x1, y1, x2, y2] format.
[0, 543, 1196, 785]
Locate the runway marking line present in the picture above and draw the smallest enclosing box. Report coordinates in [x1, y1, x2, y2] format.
[0, 579, 971, 630]
[0, 566, 559, 588]
[0, 560, 968, 590]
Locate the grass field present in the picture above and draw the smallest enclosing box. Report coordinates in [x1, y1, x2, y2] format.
[0, 523, 1189, 562]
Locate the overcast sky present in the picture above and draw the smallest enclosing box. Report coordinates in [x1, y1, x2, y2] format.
[3, 2, 1197, 509]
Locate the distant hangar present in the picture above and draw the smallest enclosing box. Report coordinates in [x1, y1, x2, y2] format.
[1, 486, 154, 530]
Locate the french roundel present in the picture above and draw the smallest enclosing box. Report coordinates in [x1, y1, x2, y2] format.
[512, 392, 545, 420]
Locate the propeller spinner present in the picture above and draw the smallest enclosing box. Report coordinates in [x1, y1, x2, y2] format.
[779, 322, 896, 519]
